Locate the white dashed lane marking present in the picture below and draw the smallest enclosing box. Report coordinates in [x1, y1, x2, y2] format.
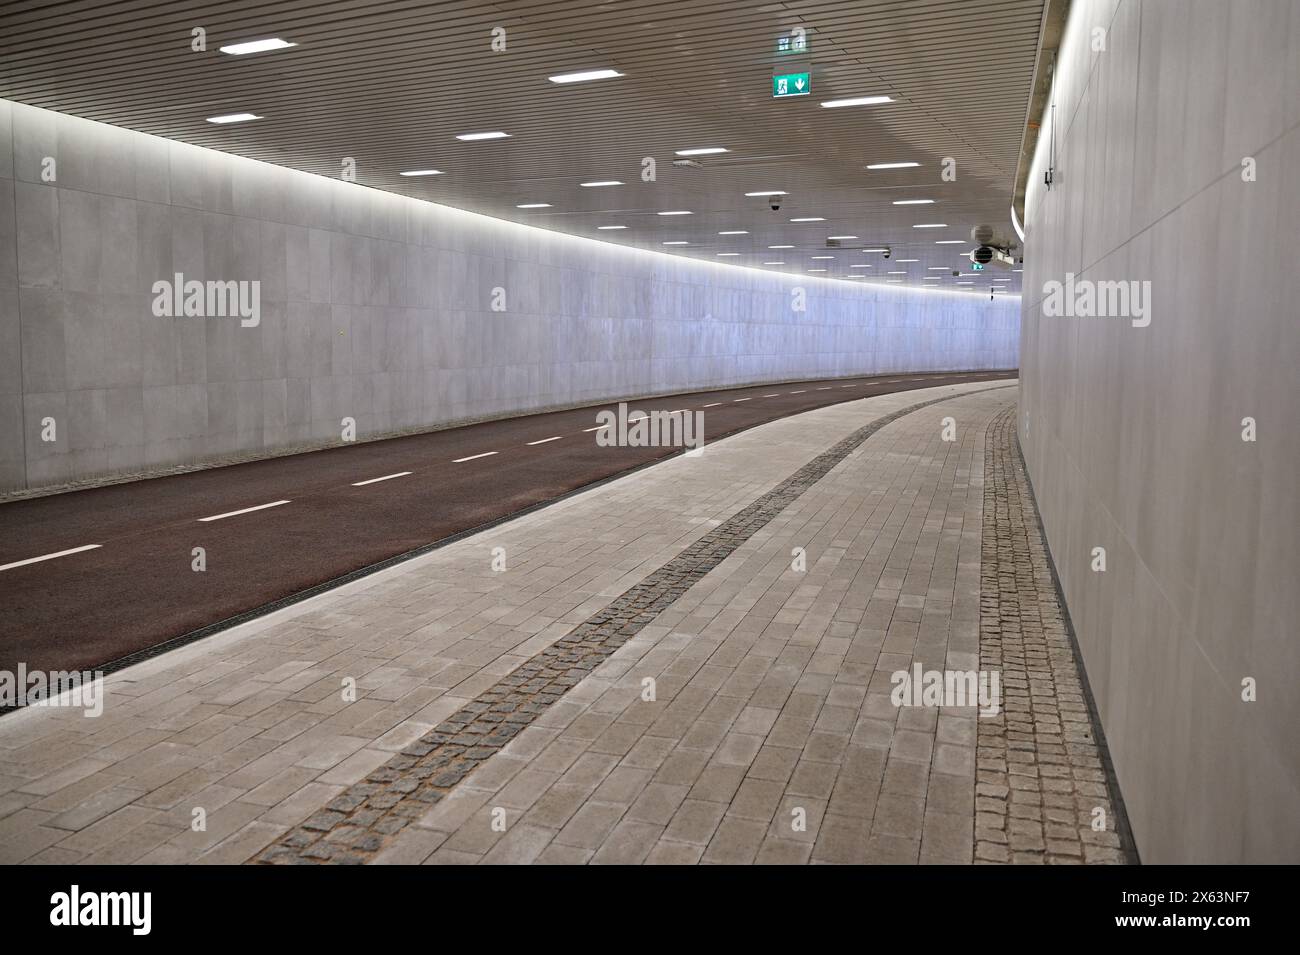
[703, 403, 722, 408]
[527, 436, 563, 445]
[453, 452, 498, 463]
[198, 500, 291, 523]
[733, 398, 751, 402]
[0, 544, 102, 573]
[352, 472, 411, 486]
[789, 390, 806, 394]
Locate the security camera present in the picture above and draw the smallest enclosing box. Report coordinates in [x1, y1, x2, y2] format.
[882, 247, 891, 259]
[769, 197, 782, 211]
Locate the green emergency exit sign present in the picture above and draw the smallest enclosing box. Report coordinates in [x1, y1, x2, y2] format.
[772, 72, 811, 98]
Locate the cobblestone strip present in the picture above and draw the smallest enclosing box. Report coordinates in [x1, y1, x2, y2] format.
[974, 407, 1128, 864]
[256, 388, 1006, 864]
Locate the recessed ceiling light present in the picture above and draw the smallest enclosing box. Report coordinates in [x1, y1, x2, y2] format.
[456, 131, 510, 141]
[893, 199, 934, 205]
[662, 240, 689, 245]
[827, 235, 858, 240]
[399, 169, 443, 176]
[913, 223, 948, 229]
[865, 161, 920, 170]
[219, 38, 296, 55]
[821, 95, 892, 108]
[717, 252, 740, 256]
[206, 113, 261, 124]
[516, 203, 551, 208]
[580, 180, 623, 187]
[935, 239, 965, 244]
[811, 256, 834, 260]
[790, 217, 825, 222]
[658, 210, 693, 216]
[597, 225, 627, 230]
[676, 147, 729, 156]
[745, 190, 787, 197]
[548, 68, 623, 84]
[896, 259, 919, 263]
[764, 261, 785, 265]
[718, 230, 749, 235]
[769, 244, 794, 249]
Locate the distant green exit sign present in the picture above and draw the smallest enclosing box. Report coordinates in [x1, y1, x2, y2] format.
[772, 72, 811, 97]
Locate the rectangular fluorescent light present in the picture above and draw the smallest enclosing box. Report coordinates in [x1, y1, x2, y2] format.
[935, 239, 965, 244]
[866, 161, 920, 170]
[821, 95, 892, 108]
[676, 147, 729, 156]
[887, 271, 908, 274]
[580, 180, 623, 187]
[597, 225, 627, 230]
[811, 255, 834, 260]
[896, 258, 919, 263]
[912, 223, 947, 228]
[850, 264, 872, 268]
[928, 266, 949, 270]
[662, 240, 689, 245]
[517, 203, 551, 208]
[206, 113, 261, 124]
[827, 235, 858, 240]
[657, 210, 692, 216]
[746, 190, 786, 197]
[789, 217, 825, 222]
[763, 261, 785, 265]
[219, 38, 296, 55]
[718, 230, 749, 235]
[862, 248, 888, 253]
[549, 68, 623, 84]
[399, 169, 443, 176]
[717, 252, 740, 256]
[893, 199, 934, 205]
[456, 131, 510, 141]
[769, 244, 794, 249]
[807, 269, 828, 273]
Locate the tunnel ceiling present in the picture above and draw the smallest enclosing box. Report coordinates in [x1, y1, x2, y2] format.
[0, 0, 1044, 294]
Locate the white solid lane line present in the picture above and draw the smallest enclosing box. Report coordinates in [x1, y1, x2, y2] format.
[352, 472, 412, 486]
[198, 500, 291, 523]
[453, 451, 498, 463]
[527, 436, 563, 445]
[0, 544, 102, 573]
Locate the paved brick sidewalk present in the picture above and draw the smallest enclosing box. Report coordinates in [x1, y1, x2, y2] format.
[974, 408, 1127, 864]
[377, 385, 1024, 864]
[0, 380, 1003, 864]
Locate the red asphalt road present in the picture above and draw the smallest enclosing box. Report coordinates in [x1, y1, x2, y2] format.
[0, 371, 1015, 675]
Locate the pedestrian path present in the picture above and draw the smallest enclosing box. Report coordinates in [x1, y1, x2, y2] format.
[0, 379, 1124, 864]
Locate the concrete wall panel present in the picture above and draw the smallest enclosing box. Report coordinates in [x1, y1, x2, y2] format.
[0, 98, 1019, 493]
[1020, 0, 1299, 863]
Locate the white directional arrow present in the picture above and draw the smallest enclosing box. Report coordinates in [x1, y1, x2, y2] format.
[794, 77, 805, 90]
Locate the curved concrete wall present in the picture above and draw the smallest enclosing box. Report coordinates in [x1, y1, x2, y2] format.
[1019, 0, 1299, 862]
[0, 98, 1019, 494]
